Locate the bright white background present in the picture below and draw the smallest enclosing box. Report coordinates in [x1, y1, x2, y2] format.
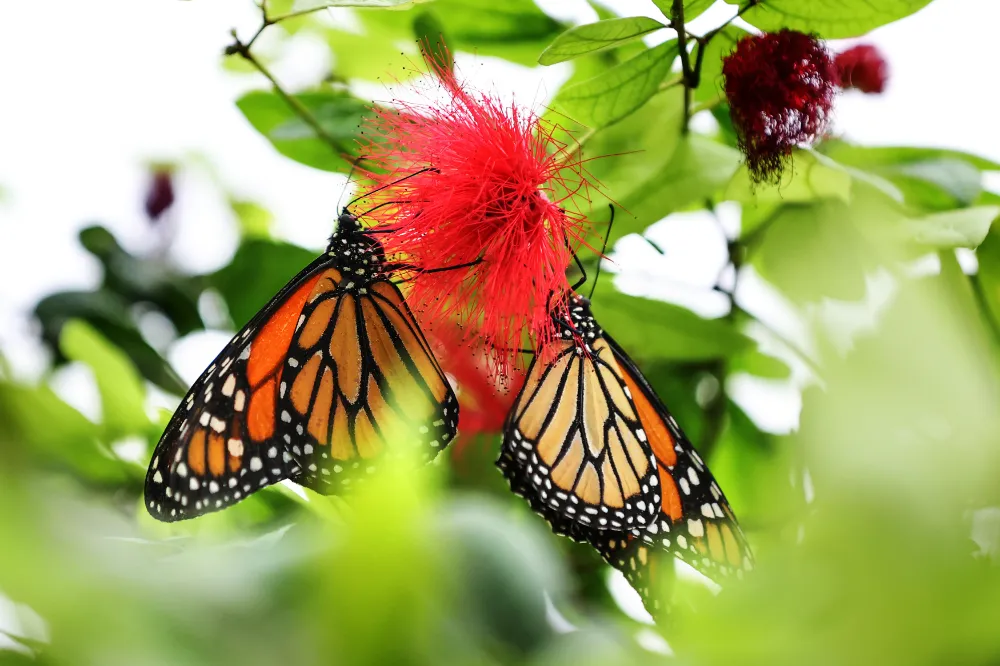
[0, 0, 996, 432]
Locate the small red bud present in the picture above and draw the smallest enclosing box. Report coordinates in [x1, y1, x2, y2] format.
[835, 44, 889, 94]
[144, 170, 175, 221]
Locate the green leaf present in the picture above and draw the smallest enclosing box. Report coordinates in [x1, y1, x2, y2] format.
[413, 11, 454, 73]
[611, 134, 742, 243]
[428, 0, 566, 66]
[730, 346, 793, 380]
[820, 141, 1000, 172]
[975, 226, 1000, 333]
[538, 17, 665, 65]
[79, 225, 204, 336]
[236, 90, 371, 173]
[590, 281, 753, 362]
[752, 199, 876, 304]
[728, 0, 934, 38]
[230, 200, 274, 238]
[557, 39, 679, 128]
[208, 239, 317, 328]
[60, 320, 149, 437]
[819, 141, 1000, 212]
[0, 381, 128, 484]
[726, 149, 853, 207]
[576, 86, 685, 238]
[693, 25, 746, 103]
[653, 0, 716, 21]
[903, 206, 999, 250]
[33, 290, 187, 395]
[283, 0, 432, 8]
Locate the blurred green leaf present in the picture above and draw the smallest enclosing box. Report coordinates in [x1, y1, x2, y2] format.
[79, 225, 204, 336]
[285, 0, 432, 7]
[726, 149, 853, 207]
[236, 89, 371, 172]
[557, 40, 679, 128]
[693, 24, 746, 103]
[413, 10, 453, 74]
[708, 401, 799, 525]
[33, 290, 187, 395]
[730, 345, 792, 380]
[819, 141, 1000, 212]
[902, 206, 999, 249]
[580, 86, 685, 227]
[613, 134, 741, 242]
[430, 0, 565, 66]
[208, 239, 317, 327]
[652, 0, 716, 21]
[975, 225, 1000, 334]
[439, 500, 563, 654]
[60, 320, 149, 438]
[230, 200, 274, 238]
[751, 200, 876, 304]
[820, 141, 1000, 172]
[0, 381, 127, 485]
[591, 281, 753, 361]
[539, 17, 665, 65]
[725, 0, 934, 38]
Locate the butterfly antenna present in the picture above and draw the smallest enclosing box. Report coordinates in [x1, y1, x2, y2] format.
[345, 167, 439, 211]
[336, 158, 363, 212]
[588, 204, 614, 301]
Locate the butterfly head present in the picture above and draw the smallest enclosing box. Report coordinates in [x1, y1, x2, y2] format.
[327, 208, 386, 261]
[336, 209, 363, 235]
[553, 292, 602, 350]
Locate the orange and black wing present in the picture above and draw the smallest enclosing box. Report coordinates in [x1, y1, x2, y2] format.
[145, 258, 334, 522]
[497, 336, 659, 532]
[606, 334, 753, 579]
[278, 277, 458, 493]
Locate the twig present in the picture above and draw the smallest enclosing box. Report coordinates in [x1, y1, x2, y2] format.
[671, 0, 693, 134]
[225, 28, 364, 168]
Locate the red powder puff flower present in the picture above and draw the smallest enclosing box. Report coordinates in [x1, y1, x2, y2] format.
[835, 44, 889, 94]
[425, 321, 524, 461]
[358, 59, 592, 379]
[722, 29, 838, 184]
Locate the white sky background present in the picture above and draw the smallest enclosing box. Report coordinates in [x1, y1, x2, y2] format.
[0, 0, 998, 431]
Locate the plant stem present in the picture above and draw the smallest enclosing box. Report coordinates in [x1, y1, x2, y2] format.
[226, 32, 363, 167]
[671, 0, 693, 134]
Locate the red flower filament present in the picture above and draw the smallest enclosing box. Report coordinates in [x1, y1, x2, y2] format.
[722, 29, 837, 184]
[359, 64, 592, 378]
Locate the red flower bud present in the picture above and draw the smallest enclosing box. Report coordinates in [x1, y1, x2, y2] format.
[835, 44, 889, 94]
[722, 29, 837, 184]
[144, 169, 175, 221]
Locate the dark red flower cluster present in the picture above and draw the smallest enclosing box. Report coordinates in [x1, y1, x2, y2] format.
[835, 44, 889, 94]
[722, 29, 838, 184]
[425, 320, 523, 458]
[358, 59, 593, 379]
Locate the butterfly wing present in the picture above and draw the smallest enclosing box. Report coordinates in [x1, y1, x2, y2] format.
[279, 277, 458, 492]
[497, 336, 659, 532]
[606, 334, 754, 579]
[145, 258, 332, 522]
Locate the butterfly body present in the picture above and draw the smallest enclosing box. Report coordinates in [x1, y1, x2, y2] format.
[497, 294, 661, 533]
[498, 292, 752, 591]
[145, 211, 458, 522]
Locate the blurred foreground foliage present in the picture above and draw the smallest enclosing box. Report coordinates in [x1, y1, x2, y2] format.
[4, 0, 1000, 664]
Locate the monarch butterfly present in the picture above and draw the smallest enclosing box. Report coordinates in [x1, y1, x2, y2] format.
[498, 291, 752, 585]
[144, 207, 459, 522]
